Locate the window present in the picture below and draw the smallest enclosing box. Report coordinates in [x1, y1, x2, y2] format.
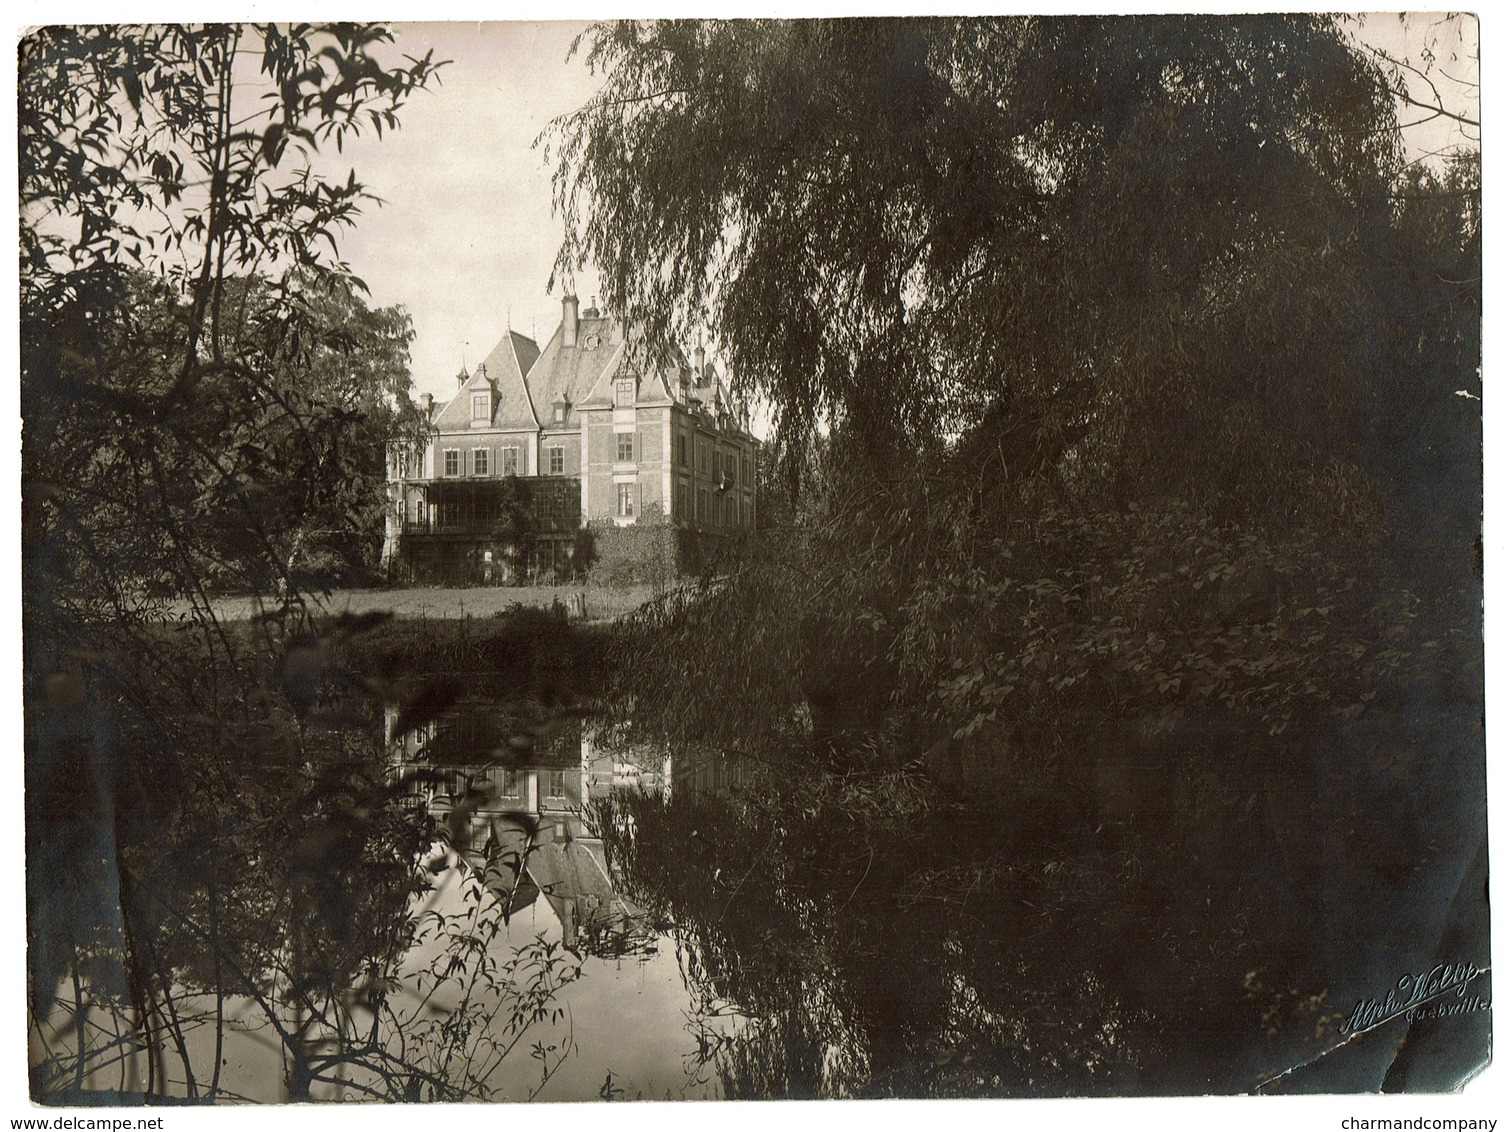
[698, 442, 708, 474]
[440, 501, 461, 527]
[678, 482, 689, 519]
[678, 434, 689, 467]
[547, 770, 566, 798]
[548, 446, 564, 475]
[502, 448, 519, 476]
[616, 482, 635, 517]
[471, 392, 489, 422]
[615, 375, 635, 407]
[617, 433, 634, 462]
[501, 767, 518, 797]
[697, 488, 707, 523]
[444, 449, 460, 476]
[472, 448, 489, 476]
[742, 454, 750, 486]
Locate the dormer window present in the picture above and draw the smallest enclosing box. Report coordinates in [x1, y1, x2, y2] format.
[552, 395, 569, 424]
[615, 375, 635, 408]
[471, 393, 489, 422]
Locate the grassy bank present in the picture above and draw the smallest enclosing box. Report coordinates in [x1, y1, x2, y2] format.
[344, 603, 619, 681]
[176, 582, 659, 624]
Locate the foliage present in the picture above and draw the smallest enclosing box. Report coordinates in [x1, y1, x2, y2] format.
[12, 23, 574, 1105]
[22, 24, 440, 621]
[555, 15, 1484, 1091]
[397, 866, 583, 1101]
[553, 10, 1479, 783]
[580, 511, 681, 590]
[27, 269, 421, 608]
[489, 475, 540, 581]
[21, 25, 440, 310]
[547, 17, 1400, 484]
[550, 15, 1458, 761]
[28, 615, 600, 1103]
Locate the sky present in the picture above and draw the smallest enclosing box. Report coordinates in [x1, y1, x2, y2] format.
[314, 21, 608, 402]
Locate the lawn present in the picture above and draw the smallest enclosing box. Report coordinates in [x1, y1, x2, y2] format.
[187, 582, 660, 623]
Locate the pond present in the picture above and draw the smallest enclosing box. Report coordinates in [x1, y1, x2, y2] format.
[26, 648, 1491, 1102]
[29, 687, 751, 1103]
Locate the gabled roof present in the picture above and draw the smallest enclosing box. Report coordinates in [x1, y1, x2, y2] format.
[425, 308, 749, 434]
[580, 338, 681, 409]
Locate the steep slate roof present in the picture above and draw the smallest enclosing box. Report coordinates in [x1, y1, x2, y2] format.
[427, 311, 746, 432]
[695, 359, 732, 411]
[475, 820, 542, 923]
[430, 331, 542, 433]
[471, 820, 635, 936]
[528, 836, 619, 927]
[431, 367, 496, 431]
[580, 338, 682, 408]
[524, 316, 625, 426]
[477, 330, 542, 429]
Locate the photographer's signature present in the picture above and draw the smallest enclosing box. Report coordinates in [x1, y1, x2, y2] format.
[1339, 961, 1490, 1035]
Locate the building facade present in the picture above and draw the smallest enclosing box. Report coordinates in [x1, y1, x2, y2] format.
[384, 295, 758, 582]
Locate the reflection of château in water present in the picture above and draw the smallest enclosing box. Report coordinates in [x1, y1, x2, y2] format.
[385, 697, 747, 819]
[385, 696, 747, 952]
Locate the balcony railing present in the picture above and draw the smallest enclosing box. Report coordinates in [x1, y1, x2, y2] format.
[403, 516, 581, 537]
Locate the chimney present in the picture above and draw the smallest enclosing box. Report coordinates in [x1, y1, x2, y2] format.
[562, 294, 579, 347]
[694, 343, 705, 380]
[419, 392, 433, 416]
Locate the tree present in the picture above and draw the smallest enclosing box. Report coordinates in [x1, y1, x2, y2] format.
[552, 17, 1483, 1088]
[20, 24, 456, 1102]
[490, 475, 539, 583]
[22, 25, 441, 619]
[554, 14, 1425, 749]
[547, 18, 1401, 493]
